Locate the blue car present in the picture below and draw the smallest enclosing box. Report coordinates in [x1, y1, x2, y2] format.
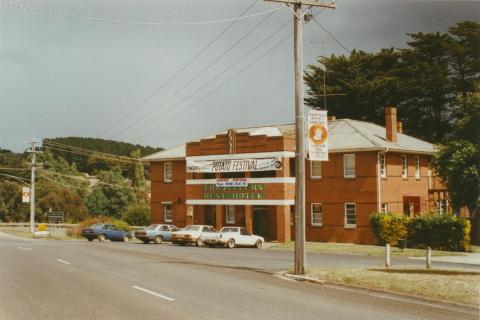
[134, 224, 179, 244]
[82, 223, 132, 242]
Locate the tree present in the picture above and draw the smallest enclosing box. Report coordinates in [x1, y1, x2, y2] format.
[433, 92, 480, 215]
[123, 202, 150, 226]
[129, 149, 146, 190]
[0, 180, 29, 222]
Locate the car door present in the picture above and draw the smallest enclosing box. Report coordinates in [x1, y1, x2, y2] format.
[201, 226, 217, 241]
[239, 228, 256, 246]
[110, 225, 123, 239]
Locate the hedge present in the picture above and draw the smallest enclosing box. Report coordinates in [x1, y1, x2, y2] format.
[67, 216, 131, 237]
[370, 212, 471, 252]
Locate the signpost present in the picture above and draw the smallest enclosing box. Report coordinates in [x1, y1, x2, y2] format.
[22, 187, 30, 203]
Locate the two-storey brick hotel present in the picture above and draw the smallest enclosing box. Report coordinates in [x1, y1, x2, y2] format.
[143, 108, 447, 244]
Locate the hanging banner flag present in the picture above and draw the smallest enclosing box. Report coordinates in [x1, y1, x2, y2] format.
[187, 157, 283, 173]
[307, 109, 329, 161]
[216, 178, 248, 187]
[22, 187, 30, 203]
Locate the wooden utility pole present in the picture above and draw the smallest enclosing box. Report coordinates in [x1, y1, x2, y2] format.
[265, 0, 336, 275]
[27, 139, 40, 233]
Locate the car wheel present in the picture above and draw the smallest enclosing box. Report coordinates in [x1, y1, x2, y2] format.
[196, 238, 204, 247]
[98, 234, 106, 242]
[87, 237, 94, 242]
[154, 236, 163, 244]
[255, 240, 263, 249]
[227, 238, 235, 249]
[123, 236, 129, 242]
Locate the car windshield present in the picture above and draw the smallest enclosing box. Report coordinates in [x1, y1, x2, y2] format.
[146, 225, 158, 230]
[90, 223, 103, 228]
[184, 225, 201, 231]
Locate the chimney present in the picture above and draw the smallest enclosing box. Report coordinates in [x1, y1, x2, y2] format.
[385, 107, 398, 143]
[328, 115, 336, 121]
[397, 121, 403, 134]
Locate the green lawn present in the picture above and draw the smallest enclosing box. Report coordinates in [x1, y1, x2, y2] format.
[268, 241, 467, 257]
[306, 267, 480, 306]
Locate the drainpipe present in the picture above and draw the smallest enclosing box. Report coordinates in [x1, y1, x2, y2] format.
[377, 147, 389, 212]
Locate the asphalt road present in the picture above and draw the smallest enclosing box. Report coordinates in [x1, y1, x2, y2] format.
[0, 232, 478, 320]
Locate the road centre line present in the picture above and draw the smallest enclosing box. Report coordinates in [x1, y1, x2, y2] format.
[57, 258, 71, 265]
[17, 246, 31, 251]
[132, 285, 175, 302]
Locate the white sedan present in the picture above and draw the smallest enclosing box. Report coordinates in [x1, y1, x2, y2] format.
[218, 227, 264, 249]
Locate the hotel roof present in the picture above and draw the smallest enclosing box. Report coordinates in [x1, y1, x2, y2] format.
[142, 119, 435, 161]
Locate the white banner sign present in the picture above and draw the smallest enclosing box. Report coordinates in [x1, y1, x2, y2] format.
[307, 109, 329, 161]
[187, 158, 283, 173]
[22, 187, 30, 203]
[216, 178, 248, 187]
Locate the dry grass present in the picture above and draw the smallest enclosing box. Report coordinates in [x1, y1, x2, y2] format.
[307, 267, 480, 306]
[0, 228, 77, 240]
[268, 241, 466, 257]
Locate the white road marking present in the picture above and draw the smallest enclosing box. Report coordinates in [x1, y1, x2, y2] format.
[57, 258, 71, 265]
[17, 246, 31, 251]
[132, 285, 175, 302]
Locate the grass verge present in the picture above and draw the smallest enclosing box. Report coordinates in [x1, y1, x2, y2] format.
[307, 267, 480, 306]
[0, 228, 78, 240]
[268, 241, 467, 257]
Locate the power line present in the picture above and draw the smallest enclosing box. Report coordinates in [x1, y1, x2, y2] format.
[100, 0, 261, 138]
[310, 16, 351, 54]
[41, 170, 141, 191]
[113, 3, 283, 140]
[0, 1, 284, 26]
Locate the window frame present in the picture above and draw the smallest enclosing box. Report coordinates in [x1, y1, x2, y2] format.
[163, 203, 173, 223]
[310, 161, 322, 179]
[379, 153, 387, 178]
[343, 154, 356, 178]
[311, 203, 323, 227]
[164, 162, 173, 183]
[381, 203, 388, 213]
[344, 203, 356, 228]
[415, 156, 420, 179]
[225, 205, 235, 224]
[402, 155, 408, 179]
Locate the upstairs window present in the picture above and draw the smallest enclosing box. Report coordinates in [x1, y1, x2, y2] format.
[379, 153, 386, 178]
[344, 203, 356, 228]
[311, 203, 323, 226]
[415, 156, 420, 179]
[343, 154, 356, 178]
[225, 205, 235, 224]
[381, 203, 388, 213]
[163, 203, 172, 223]
[164, 162, 172, 183]
[402, 155, 408, 178]
[310, 161, 322, 179]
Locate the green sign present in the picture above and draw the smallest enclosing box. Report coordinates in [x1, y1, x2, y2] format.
[203, 184, 265, 200]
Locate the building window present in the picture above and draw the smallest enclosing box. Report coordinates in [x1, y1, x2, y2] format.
[381, 203, 388, 213]
[311, 203, 323, 226]
[344, 154, 356, 178]
[436, 199, 447, 215]
[203, 172, 216, 179]
[225, 205, 235, 224]
[344, 203, 356, 228]
[379, 153, 386, 178]
[163, 203, 172, 223]
[415, 156, 420, 179]
[164, 162, 172, 183]
[402, 155, 408, 179]
[310, 161, 322, 179]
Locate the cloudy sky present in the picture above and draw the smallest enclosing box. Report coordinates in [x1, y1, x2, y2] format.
[1, 0, 479, 152]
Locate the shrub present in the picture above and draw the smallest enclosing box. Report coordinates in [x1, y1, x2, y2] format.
[370, 212, 408, 246]
[67, 216, 131, 237]
[123, 202, 150, 226]
[407, 214, 471, 252]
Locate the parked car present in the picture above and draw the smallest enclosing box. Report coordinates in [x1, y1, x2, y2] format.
[82, 223, 132, 242]
[218, 227, 264, 249]
[171, 225, 218, 246]
[134, 224, 179, 244]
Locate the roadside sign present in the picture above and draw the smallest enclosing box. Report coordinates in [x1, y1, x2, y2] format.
[22, 187, 30, 203]
[47, 211, 64, 224]
[307, 109, 329, 161]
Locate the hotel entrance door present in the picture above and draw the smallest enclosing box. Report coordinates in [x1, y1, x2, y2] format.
[205, 206, 216, 226]
[253, 206, 268, 239]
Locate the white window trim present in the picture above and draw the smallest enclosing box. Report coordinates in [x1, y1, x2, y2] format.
[381, 203, 388, 213]
[343, 154, 356, 178]
[311, 203, 323, 227]
[225, 205, 235, 224]
[164, 162, 172, 183]
[163, 203, 173, 223]
[402, 155, 408, 179]
[379, 153, 386, 178]
[415, 156, 420, 179]
[344, 203, 356, 228]
[310, 161, 322, 179]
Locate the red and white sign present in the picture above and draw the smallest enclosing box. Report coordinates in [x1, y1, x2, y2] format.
[307, 109, 329, 161]
[22, 187, 30, 203]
